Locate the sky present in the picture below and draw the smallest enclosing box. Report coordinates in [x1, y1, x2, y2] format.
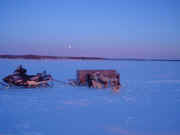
[0, 0, 179, 59]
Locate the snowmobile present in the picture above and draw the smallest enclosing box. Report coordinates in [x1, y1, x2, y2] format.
[2, 67, 53, 88]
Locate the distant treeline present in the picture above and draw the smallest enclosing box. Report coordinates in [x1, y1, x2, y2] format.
[0, 54, 105, 60]
[0, 54, 179, 61]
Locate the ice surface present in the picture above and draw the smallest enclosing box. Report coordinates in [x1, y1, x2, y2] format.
[0, 59, 180, 135]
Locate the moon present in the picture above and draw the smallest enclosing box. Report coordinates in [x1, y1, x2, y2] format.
[68, 44, 72, 49]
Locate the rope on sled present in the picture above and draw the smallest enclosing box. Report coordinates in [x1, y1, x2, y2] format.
[53, 79, 67, 85]
[52, 79, 78, 87]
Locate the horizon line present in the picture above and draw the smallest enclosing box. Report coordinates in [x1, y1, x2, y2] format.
[0, 54, 180, 61]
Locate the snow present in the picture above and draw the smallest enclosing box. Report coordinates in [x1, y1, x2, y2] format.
[0, 59, 180, 135]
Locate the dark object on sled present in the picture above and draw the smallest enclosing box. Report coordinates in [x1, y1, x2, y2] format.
[77, 70, 120, 88]
[3, 71, 53, 88]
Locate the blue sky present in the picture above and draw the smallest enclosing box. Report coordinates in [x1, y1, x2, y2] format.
[0, 0, 179, 59]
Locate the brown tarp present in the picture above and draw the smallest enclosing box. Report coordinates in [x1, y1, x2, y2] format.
[77, 70, 118, 85]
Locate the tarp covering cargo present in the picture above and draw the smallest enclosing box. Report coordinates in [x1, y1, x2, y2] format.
[76, 70, 120, 90]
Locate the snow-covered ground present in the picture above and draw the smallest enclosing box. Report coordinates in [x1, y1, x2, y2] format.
[0, 59, 180, 135]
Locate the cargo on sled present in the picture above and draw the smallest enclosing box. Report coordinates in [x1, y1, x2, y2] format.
[2, 65, 53, 88]
[68, 70, 121, 91]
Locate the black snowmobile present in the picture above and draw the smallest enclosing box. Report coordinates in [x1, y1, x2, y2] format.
[2, 65, 53, 88]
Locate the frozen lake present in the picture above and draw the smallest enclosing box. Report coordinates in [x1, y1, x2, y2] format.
[0, 59, 180, 135]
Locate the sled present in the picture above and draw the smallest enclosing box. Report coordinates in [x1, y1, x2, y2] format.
[77, 70, 119, 85]
[73, 70, 121, 90]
